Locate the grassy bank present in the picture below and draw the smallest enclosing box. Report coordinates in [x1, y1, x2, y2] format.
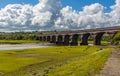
[0, 40, 40, 44]
[0, 46, 115, 76]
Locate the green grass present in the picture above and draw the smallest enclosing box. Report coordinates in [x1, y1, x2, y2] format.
[0, 46, 115, 76]
[88, 41, 110, 45]
[47, 48, 113, 76]
[0, 40, 40, 44]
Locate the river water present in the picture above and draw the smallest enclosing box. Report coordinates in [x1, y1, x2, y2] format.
[0, 44, 50, 51]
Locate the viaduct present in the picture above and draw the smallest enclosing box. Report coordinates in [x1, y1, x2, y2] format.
[37, 26, 120, 46]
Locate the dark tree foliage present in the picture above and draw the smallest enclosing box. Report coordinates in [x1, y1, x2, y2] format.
[0, 31, 39, 40]
[114, 31, 120, 44]
[0, 30, 58, 40]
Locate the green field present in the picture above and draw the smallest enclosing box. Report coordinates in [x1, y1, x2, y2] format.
[0, 40, 40, 44]
[0, 46, 115, 76]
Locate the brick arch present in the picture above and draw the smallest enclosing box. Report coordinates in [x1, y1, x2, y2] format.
[71, 34, 79, 46]
[107, 31, 118, 44]
[93, 31, 117, 45]
[56, 35, 63, 45]
[93, 32, 105, 45]
[63, 35, 70, 45]
[39, 36, 42, 41]
[47, 36, 51, 41]
[50, 35, 56, 43]
[43, 36, 47, 41]
[80, 33, 90, 45]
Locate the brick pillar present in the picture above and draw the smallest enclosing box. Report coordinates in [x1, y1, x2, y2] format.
[39, 36, 42, 41]
[47, 36, 51, 41]
[50, 35, 56, 43]
[80, 33, 90, 45]
[92, 32, 105, 45]
[43, 36, 47, 41]
[56, 35, 63, 45]
[70, 34, 79, 46]
[107, 31, 117, 45]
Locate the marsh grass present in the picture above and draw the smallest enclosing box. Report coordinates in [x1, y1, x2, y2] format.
[0, 46, 114, 76]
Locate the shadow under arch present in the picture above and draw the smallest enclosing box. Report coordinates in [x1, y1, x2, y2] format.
[63, 34, 70, 45]
[56, 35, 63, 45]
[50, 35, 56, 43]
[94, 32, 106, 45]
[80, 33, 90, 45]
[70, 34, 79, 46]
[47, 36, 51, 41]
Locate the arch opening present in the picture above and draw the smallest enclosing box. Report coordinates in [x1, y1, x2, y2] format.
[43, 36, 47, 41]
[63, 35, 70, 45]
[47, 36, 51, 41]
[94, 32, 105, 45]
[100, 33, 111, 45]
[56, 35, 63, 45]
[80, 33, 90, 45]
[39, 36, 42, 41]
[50, 35, 56, 43]
[70, 34, 79, 46]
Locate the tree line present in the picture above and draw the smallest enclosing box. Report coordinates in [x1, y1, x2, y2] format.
[0, 31, 39, 40]
[0, 30, 58, 40]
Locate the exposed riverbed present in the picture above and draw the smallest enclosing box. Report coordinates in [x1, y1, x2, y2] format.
[0, 43, 51, 51]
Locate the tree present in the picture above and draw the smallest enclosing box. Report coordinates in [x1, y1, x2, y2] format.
[113, 31, 120, 44]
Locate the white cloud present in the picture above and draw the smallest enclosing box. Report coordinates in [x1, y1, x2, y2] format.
[55, 6, 79, 29]
[32, 0, 61, 29]
[109, 0, 120, 26]
[0, 4, 33, 30]
[82, 3, 104, 15]
[0, 0, 120, 32]
[55, 3, 108, 29]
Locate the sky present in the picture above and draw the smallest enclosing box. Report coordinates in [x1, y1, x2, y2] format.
[0, 0, 115, 12]
[61, 0, 115, 12]
[0, 0, 119, 32]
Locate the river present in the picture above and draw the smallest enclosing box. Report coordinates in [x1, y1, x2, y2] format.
[0, 44, 50, 51]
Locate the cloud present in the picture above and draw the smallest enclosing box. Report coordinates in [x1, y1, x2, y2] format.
[0, 4, 33, 31]
[0, 0, 120, 32]
[31, 0, 61, 30]
[109, 0, 120, 25]
[55, 3, 108, 30]
[0, 0, 61, 32]
[55, 1, 120, 30]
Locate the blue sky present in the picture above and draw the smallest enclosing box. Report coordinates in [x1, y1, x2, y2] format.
[61, 0, 115, 12]
[0, 0, 115, 12]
